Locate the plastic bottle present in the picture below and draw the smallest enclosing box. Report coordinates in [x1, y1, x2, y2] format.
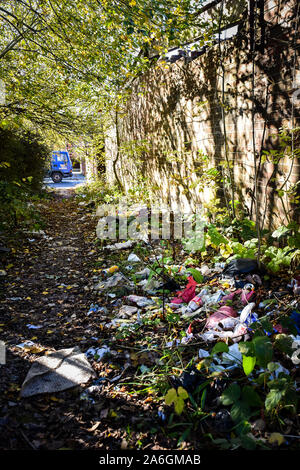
[186, 295, 203, 313]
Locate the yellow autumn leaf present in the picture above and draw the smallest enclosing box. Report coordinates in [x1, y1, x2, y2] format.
[177, 386, 188, 399]
[220, 243, 233, 258]
[165, 388, 177, 405]
[174, 399, 185, 415]
[50, 396, 63, 402]
[29, 346, 46, 354]
[221, 282, 230, 289]
[269, 433, 285, 446]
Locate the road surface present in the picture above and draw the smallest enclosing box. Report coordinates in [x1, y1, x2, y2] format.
[43, 171, 86, 190]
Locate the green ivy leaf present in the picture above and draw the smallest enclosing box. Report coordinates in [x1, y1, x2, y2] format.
[267, 362, 279, 372]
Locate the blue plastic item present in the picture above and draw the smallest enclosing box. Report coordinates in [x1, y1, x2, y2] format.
[291, 310, 300, 335]
[49, 150, 73, 183]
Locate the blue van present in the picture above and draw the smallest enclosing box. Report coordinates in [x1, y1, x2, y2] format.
[49, 150, 73, 183]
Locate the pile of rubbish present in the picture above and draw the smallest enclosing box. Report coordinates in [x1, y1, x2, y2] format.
[90, 253, 300, 354]
[15, 241, 300, 449]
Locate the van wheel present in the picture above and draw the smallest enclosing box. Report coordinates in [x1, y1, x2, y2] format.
[52, 172, 62, 183]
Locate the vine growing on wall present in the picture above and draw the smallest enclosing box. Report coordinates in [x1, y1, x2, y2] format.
[250, 0, 262, 264]
[217, 0, 236, 220]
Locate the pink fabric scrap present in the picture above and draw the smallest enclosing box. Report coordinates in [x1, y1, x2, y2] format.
[220, 289, 241, 304]
[241, 289, 255, 305]
[205, 305, 237, 329]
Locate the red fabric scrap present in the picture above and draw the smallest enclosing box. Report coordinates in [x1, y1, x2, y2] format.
[171, 276, 197, 304]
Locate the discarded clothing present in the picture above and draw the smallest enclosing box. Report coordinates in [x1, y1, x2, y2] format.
[21, 347, 94, 397]
[171, 276, 197, 304]
[205, 306, 237, 329]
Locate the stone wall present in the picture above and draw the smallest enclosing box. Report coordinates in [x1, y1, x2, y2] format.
[106, 0, 300, 228]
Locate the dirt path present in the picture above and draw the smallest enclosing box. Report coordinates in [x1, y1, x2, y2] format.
[1, 193, 300, 455]
[0, 193, 105, 449]
[0, 193, 176, 451]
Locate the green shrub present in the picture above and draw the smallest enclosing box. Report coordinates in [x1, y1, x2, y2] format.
[0, 127, 49, 191]
[0, 127, 49, 230]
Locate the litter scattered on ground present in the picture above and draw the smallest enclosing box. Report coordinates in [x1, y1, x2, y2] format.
[118, 305, 138, 317]
[86, 303, 108, 316]
[127, 253, 141, 263]
[222, 258, 265, 277]
[171, 276, 197, 304]
[20, 347, 95, 397]
[135, 267, 150, 279]
[205, 305, 237, 329]
[105, 240, 135, 251]
[3, 192, 300, 451]
[95, 272, 134, 294]
[126, 295, 155, 307]
[16, 341, 36, 349]
[106, 265, 119, 274]
[85, 345, 111, 361]
[26, 324, 43, 330]
[86, 251, 300, 364]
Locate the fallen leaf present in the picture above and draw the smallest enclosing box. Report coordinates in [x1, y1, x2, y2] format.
[121, 439, 128, 449]
[49, 396, 64, 402]
[100, 408, 108, 419]
[87, 421, 101, 432]
[269, 433, 285, 446]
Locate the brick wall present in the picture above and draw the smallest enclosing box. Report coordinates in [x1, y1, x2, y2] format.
[106, 0, 300, 228]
